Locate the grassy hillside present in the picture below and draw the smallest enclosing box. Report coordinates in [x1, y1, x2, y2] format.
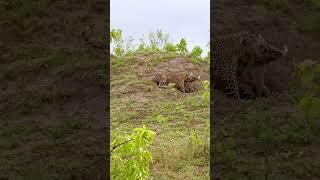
[110, 30, 210, 179]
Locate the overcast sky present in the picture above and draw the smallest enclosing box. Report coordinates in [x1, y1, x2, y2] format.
[110, 0, 209, 53]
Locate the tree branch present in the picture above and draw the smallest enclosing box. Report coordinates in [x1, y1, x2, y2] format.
[111, 139, 133, 153]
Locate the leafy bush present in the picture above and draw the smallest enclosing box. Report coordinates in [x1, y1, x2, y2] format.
[110, 29, 122, 43]
[189, 46, 203, 60]
[110, 29, 125, 57]
[111, 125, 156, 179]
[110, 29, 210, 65]
[164, 42, 178, 53]
[148, 30, 169, 51]
[137, 39, 147, 52]
[176, 38, 188, 55]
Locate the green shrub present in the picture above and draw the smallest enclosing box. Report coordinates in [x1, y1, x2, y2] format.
[110, 29, 125, 57]
[111, 125, 156, 179]
[110, 29, 122, 43]
[109, 29, 210, 65]
[189, 46, 203, 60]
[164, 42, 178, 53]
[176, 38, 188, 55]
[148, 30, 169, 50]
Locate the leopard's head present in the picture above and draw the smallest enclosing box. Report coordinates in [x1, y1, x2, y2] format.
[241, 33, 288, 64]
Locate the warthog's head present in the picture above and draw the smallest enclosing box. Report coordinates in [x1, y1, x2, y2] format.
[241, 33, 288, 64]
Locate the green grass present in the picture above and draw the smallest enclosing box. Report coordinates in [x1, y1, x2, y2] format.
[305, 0, 320, 10]
[0, 0, 107, 178]
[0, 114, 98, 178]
[0, 47, 96, 81]
[0, 34, 104, 180]
[260, 0, 320, 35]
[213, 62, 320, 179]
[294, 0, 320, 34]
[110, 52, 210, 178]
[47, 119, 83, 142]
[0, 0, 51, 17]
[298, 12, 320, 33]
[262, 0, 289, 13]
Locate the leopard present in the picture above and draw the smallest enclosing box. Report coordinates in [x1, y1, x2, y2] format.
[153, 71, 200, 93]
[212, 31, 288, 99]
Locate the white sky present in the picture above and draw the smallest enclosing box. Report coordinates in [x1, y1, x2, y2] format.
[110, 0, 210, 54]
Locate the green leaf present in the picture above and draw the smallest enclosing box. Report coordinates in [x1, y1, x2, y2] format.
[176, 38, 188, 55]
[190, 46, 203, 59]
[111, 125, 155, 179]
